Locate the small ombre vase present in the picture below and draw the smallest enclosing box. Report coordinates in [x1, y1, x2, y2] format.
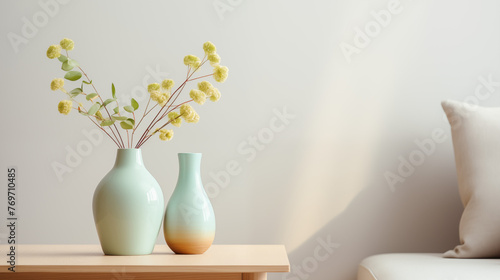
[93, 148, 164, 255]
[163, 153, 215, 254]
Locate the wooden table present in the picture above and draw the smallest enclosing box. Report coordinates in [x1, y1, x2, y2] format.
[1, 244, 290, 280]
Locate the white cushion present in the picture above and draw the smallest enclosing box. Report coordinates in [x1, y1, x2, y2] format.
[442, 100, 500, 258]
[358, 253, 500, 280]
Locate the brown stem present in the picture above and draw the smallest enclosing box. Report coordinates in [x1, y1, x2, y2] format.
[138, 113, 185, 148]
[187, 73, 214, 82]
[133, 98, 151, 134]
[130, 111, 136, 147]
[160, 99, 193, 119]
[158, 82, 187, 120]
[87, 114, 120, 147]
[145, 103, 159, 117]
[75, 99, 120, 147]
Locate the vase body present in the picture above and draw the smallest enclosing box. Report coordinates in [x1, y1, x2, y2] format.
[93, 149, 164, 255]
[164, 153, 215, 254]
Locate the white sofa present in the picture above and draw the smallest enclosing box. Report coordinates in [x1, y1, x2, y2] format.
[358, 253, 500, 280]
[357, 101, 500, 280]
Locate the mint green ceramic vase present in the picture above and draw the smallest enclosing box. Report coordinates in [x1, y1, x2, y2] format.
[93, 149, 164, 255]
[163, 153, 216, 254]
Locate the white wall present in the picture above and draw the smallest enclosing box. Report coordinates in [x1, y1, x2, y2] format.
[1, 0, 500, 279]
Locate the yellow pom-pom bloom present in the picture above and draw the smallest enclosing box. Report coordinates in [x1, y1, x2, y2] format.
[190, 89, 206, 105]
[148, 83, 161, 93]
[159, 93, 170, 106]
[162, 79, 175, 90]
[60, 38, 74, 51]
[208, 53, 220, 66]
[159, 129, 174, 141]
[206, 87, 216, 97]
[50, 78, 64, 91]
[58, 100, 72, 115]
[180, 104, 194, 119]
[210, 88, 221, 102]
[203, 41, 217, 55]
[180, 104, 199, 123]
[151, 90, 170, 106]
[168, 111, 182, 127]
[213, 65, 229, 83]
[150, 90, 161, 101]
[46, 45, 62, 59]
[192, 113, 200, 123]
[197, 81, 213, 94]
[198, 81, 218, 97]
[184, 55, 201, 68]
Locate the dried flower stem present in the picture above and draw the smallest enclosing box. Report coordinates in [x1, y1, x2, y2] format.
[76, 65, 125, 148]
[134, 58, 207, 148]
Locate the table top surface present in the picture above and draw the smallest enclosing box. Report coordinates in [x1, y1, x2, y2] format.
[4, 244, 290, 273]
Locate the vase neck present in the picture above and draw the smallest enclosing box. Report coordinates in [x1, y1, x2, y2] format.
[114, 149, 144, 168]
[178, 153, 202, 183]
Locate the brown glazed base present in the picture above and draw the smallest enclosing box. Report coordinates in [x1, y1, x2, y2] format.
[166, 237, 214, 254]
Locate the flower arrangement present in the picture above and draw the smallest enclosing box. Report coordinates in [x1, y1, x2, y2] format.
[46, 38, 228, 148]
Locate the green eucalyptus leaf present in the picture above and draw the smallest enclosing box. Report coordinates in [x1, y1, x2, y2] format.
[131, 98, 139, 110]
[111, 116, 128, 121]
[86, 93, 98, 101]
[64, 71, 82, 81]
[78, 111, 90, 116]
[120, 120, 134, 130]
[82, 80, 92, 85]
[68, 88, 82, 98]
[103, 98, 116, 107]
[123, 105, 134, 113]
[61, 59, 79, 71]
[101, 119, 115, 127]
[112, 83, 116, 99]
[87, 103, 100, 115]
[61, 61, 72, 71]
[113, 107, 119, 114]
[127, 118, 135, 125]
[58, 55, 68, 62]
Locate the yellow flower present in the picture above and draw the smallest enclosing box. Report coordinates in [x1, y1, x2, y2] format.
[197, 81, 213, 95]
[190, 89, 206, 105]
[180, 104, 199, 123]
[46, 45, 62, 59]
[168, 111, 182, 127]
[203, 41, 216, 55]
[150, 90, 170, 106]
[159, 129, 174, 141]
[58, 100, 72, 115]
[210, 88, 221, 102]
[50, 78, 64, 91]
[192, 113, 200, 123]
[150, 90, 161, 101]
[180, 104, 194, 119]
[184, 55, 201, 68]
[148, 83, 160, 93]
[213, 65, 228, 83]
[60, 38, 74, 51]
[208, 53, 220, 66]
[159, 93, 170, 106]
[162, 79, 174, 90]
